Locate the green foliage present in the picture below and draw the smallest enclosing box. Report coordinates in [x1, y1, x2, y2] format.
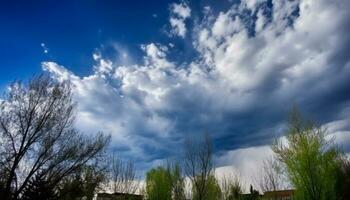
[58, 174, 84, 200]
[272, 109, 342, 200]
[220, 175, 243, 200]
[145, 163, 186, 200]
[192, 175, 221, 200]
[169, 163, 186, 200]
[58, 165, 106, 200]
[146, 166, 173, 200]
[247, 185, 260, 200]
[226, 182, 243, 200]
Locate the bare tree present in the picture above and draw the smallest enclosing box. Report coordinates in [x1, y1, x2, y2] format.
[109, 154, 139, 194]
[0, 76, 110, 200]
[183, 133, 213, 200]
[255, 156, 288, 194]
[220, 174, 243, 200]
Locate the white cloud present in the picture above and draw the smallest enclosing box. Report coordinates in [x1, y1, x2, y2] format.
[255, 9, 266, 33]
[323, 115, 350, 152]
[212, 12, 243, 38]
[43, 62, 77, 82]
[195, 0, 350, 99]
[171, 2, 191, 19]
[241, 0, 267, 12]
[93, 52, 101, 61]
[215, 145, 273, 192]
[170, 18, 187, 38]
[94, 56, 113, 75]
[169, 2, 191, 38]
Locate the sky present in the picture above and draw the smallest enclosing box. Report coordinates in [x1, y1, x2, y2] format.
[1, 0, 350, 187]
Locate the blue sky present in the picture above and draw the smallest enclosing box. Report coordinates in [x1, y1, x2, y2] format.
[1, 0, 350, 182]
[0, 0, 171, 81]
[0, 0, 233, 85]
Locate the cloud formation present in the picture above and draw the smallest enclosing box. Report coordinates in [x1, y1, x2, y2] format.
[43, 0, 350, 177]
[169, 2, 191, 38]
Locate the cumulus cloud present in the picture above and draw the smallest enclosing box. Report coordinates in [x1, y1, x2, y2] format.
[42, 0, 350, 181]
[172, 2, 191, 19]
[169, 2, 191, 38]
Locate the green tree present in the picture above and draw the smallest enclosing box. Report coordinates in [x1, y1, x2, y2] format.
[168, 163, 186, 200]
[146, 166, 173, 200]
[272, 109, 342, 200]
[57, 173, 84, 200]
[246, 185, 260, 200]
[220, 175, 243, 200]
[228, 183, 243, 200]
[145, 163, 186, 200]
[192, 175, 221, 200]
[58, 165, 106, 200]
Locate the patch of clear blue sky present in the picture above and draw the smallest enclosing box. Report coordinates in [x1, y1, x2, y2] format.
[0, 0, 236, 93]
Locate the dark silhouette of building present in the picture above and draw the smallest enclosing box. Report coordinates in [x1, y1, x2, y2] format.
[263, 189, 294, 200]
[97, 192, 143, 200]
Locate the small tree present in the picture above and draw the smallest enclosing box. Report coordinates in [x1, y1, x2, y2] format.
[58, 165, 106, 200]
[192, 175, 221, 200]
[145, 162, 186, 200]
[220, 174, 243, 200]
[184, 133, 214, 200]
[145, 166, 173, 200]
[272, 109, 342, 200]
[246, 185, 260, 200]
[255, 156, 288, 195]
[168, 162, 186, 200]
[109, 155, 139, 194]
[58, 173, 84, 200]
